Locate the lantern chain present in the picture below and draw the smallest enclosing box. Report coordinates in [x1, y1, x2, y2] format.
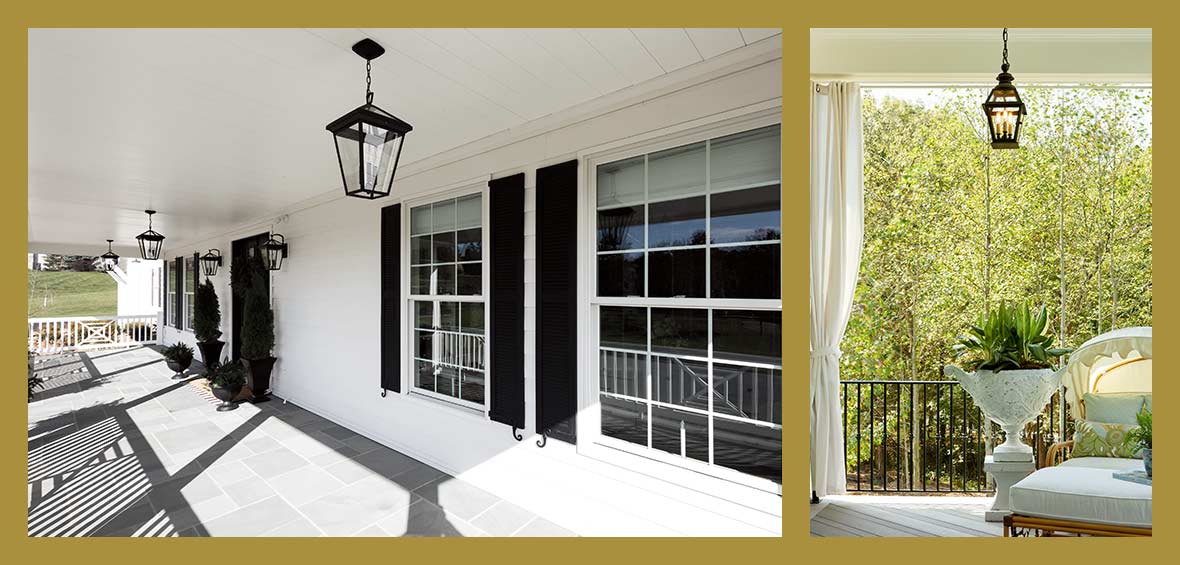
[366, 60, 374, 104]
[1001, 28, 1009, 72]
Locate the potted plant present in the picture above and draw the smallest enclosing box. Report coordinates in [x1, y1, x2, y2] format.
[207, 358, 247, 412]
[193, 279, 224, 373]
[240, 272, 275, 403]
[943, 302, 1072, 462]
[1124, 406, 1152, 477]
[28, 349, 43, 401]
[162, 342, 194, 380]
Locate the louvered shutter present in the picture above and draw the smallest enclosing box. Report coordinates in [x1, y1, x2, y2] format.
[536, 160, 579, 443]
[488, 173, 526, 429]
[381, 204, 402, 393]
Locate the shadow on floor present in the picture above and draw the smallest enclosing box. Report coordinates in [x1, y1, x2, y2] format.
[27, 347, 486, 537]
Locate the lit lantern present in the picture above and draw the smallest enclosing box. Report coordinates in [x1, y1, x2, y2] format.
[326, 39, 413, 200]
[136, 210, 165, 260]
[982, 28, 1027, 149]
[100, 239, 119, 272]
[262, 234, 288, 271]
[201, 249, 223, 276]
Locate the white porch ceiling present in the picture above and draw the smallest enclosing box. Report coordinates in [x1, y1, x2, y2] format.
[28, 28, 782, 252]
[811, 28, 1152, 83]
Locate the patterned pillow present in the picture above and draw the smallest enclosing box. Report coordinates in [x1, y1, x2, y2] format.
[1073, 419, 1142, 458]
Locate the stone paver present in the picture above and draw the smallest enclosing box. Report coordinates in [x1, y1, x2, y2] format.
[27, 347, 576, 537]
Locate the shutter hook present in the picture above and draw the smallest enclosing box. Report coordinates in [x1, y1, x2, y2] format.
[536, 430, 548, 448]
[381, 389, 387, 398]
[511, 427, 523, 441]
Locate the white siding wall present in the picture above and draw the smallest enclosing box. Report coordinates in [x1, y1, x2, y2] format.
[161, 55, 782, 536]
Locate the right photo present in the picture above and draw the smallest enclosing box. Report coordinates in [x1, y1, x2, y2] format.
[809, 28, 1152, 537]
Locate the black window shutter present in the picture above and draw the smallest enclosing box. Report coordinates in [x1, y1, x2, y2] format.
[489, 172, 526, 430]
[381, 204, 402, 394]
[174, 258, 183, 330]
[536, 160, 579, 443]
[192, 252, 200, 331]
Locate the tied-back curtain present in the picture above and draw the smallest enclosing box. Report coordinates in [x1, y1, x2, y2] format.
[810, 81, 863, 498]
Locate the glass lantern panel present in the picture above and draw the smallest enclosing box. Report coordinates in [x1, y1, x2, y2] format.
[333, 121, 362, 194]
[360, 122, 401, 195]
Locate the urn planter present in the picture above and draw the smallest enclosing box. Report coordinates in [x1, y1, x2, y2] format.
[944, 366, 1063, 462]
[241, 357, 275, 403]
[197, 340, 224, 373]
[211, 382, 243, 412]
[165, 358, 191, 380]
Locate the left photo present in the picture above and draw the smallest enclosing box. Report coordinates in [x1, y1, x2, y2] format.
[27, 28, 784, 538]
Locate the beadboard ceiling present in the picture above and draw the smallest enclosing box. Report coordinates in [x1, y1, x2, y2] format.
[28, 28, 781, 253]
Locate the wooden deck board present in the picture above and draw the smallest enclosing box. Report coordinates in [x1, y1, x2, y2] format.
[810, 496, 1003, 537]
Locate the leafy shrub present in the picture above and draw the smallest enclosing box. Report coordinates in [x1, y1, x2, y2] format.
[193, 279, 222, 343]
[1125, 406, 1152, 451]
[162, 342, 194, 365]
[952, 302, 1072, 371]
[208, 359, 246, 389]
[240, 272, 274, 360]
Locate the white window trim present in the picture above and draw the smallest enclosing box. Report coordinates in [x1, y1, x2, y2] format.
[183, 255, 196, 332]
[400, 182, 491, 416]
[575, 108, 784, 497]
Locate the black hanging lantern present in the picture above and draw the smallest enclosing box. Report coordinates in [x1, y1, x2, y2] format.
[136, 210, 165, 260]
[326, 38, 413, 200]
[100, 239, 119, 272]
[982, 28, 1027, 149]
[201, 249, 223, 276]
[262, 234, 288, 271]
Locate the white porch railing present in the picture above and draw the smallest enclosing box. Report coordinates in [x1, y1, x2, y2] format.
[28, 315, 159, 354]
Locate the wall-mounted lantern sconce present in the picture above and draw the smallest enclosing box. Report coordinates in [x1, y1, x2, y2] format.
[201, 249, 223, 276]
[262, 234, 288, 271]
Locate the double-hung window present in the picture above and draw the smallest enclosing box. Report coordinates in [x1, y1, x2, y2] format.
[183, 255, 196, 331]
[407, 192, 488, 410]
[591, 123, 782, 486]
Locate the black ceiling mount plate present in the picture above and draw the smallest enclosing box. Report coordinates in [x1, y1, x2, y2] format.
[352, 38, 385, 61]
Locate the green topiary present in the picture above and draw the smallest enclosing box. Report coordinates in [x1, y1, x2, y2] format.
[193, 279, 222, 343]
[240, 272, 274, 360]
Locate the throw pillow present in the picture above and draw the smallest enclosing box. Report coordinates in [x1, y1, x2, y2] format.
[1083, 392, 1151, 425]
[1072, 419, 1142, 458]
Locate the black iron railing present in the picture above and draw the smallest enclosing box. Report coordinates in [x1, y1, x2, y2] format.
[840, 380, 1071, 493]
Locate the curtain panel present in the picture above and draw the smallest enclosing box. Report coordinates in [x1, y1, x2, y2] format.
[809, 81, 863, 498]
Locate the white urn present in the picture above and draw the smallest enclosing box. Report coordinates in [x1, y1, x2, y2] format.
[943, 366, 1063, 462]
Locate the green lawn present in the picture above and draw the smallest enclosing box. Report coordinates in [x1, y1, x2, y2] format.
[28, 270, 117, 317]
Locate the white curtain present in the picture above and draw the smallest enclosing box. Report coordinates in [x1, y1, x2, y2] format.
[810, 81, 863, 498]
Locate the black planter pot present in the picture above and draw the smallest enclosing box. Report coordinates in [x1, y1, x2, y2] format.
[165, 358, 192, 380]
[242, 357, 275, 403]
[211, 383, 243, 411]
[196, 340, 225, 373]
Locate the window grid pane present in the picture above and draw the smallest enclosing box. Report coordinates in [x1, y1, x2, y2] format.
[408, 193, 486, 407]
[594, 125, 782, 484]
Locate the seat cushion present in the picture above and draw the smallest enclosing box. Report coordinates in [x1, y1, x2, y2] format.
[1010, 466, 1152, 528]
[1060, 457, 1144, 472]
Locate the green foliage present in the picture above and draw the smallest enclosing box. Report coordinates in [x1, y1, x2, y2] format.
[1124, 406, 1152, 450]
[28, 350, 43, 401]
[27, 271, 116, 317]
[240, 273, 274, 360]
[953, 302, 1071, 371]
[230, 253, 266, 299]
[162, 342, 194, 365]
[207, 359, 246, 389]
[843, 87, 1152, 384]
[193, 279, 222, 342]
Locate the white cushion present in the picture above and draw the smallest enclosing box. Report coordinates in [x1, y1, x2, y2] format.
[1060, 457, 1145, 472]
[1009, 466, 1152, 528]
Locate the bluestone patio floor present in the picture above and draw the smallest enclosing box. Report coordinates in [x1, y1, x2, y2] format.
[27, 346, 575, 537]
